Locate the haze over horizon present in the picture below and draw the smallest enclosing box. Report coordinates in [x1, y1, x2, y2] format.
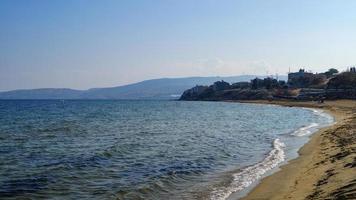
[1, 0, 356, 91]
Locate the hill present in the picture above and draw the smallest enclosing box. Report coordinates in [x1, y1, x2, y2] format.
[0, 75, 285, 99]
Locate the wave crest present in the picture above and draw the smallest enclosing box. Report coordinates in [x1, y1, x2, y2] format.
[291, 123, 319, 136]
[210, 138, 285, 200]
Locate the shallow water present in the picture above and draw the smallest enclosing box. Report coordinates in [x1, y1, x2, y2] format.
[0, 100, 333, 199]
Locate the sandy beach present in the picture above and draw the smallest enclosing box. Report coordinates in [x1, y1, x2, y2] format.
[237, 100, 356, 200]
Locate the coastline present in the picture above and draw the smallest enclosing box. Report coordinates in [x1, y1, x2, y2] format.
[234, 100, 356, 200]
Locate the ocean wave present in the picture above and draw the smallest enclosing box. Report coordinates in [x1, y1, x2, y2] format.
[304, 108, 334, 123]
[209, 138, 286, 200]
[291, 123, 319, 137]
[292, 108, 335, 137]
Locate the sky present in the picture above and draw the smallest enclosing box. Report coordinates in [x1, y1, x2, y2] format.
[1, 0, 356, 91]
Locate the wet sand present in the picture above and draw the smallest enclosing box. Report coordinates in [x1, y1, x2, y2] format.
[238, 100, 356, 200]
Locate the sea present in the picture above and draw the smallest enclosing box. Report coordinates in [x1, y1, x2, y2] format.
[0, 100, 334, 200]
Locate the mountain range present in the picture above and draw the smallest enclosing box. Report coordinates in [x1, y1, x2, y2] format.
[0, 75, 286, 99]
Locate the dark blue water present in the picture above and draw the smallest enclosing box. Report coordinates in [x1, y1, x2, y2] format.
[0, 100, 333, 199]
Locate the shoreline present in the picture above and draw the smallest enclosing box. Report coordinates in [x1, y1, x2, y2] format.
[234, 100, 356, 200]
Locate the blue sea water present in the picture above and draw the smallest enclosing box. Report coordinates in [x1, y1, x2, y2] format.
[0, 100, 333, 199]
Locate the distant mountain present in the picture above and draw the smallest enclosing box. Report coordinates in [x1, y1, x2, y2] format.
[0, 75, 287, 99]
[0, 88, 83, 99]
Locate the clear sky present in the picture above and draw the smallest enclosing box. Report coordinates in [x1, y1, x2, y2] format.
[1, 0, 356, 91]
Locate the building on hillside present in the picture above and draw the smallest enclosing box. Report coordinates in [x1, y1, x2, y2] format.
[288, 69, 312, 79]
[288, 69, 313, 87]
[211, 80, 230, 91]
[288, 69, 326, 88]
[350, 67, 356, 73]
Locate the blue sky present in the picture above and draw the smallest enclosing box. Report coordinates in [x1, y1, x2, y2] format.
[1, 0, 356, 91]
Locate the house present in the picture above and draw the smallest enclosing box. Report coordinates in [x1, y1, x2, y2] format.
[288, 69, 313, 80]
[288, 69, 327, 88]
[211, 80, 230, 91]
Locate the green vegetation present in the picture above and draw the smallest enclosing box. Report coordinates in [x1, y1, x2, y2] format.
[324, 68, 339, 78]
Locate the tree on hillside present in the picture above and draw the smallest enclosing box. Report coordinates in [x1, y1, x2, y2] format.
[325, 68, 339, 77]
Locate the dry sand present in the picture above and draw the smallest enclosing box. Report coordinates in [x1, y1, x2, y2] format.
[238, 100, 356, 200]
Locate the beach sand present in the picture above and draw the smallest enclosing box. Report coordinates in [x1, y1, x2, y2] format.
[238, 100, 356, 200]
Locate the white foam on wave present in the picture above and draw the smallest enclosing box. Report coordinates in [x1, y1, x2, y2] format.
[304, 108, 335, 124]
[292, 108, 335, 137]
[209, 108, 334, 200]
[209, 139, 286, 200]
[291, 123, 319, 137]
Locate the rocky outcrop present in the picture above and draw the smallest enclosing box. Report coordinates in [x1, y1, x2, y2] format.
[179, 86, 209, 100]
[179, 80, 275, 101]
[327, 72, 356, 89]
[324, 72, 356, 100]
